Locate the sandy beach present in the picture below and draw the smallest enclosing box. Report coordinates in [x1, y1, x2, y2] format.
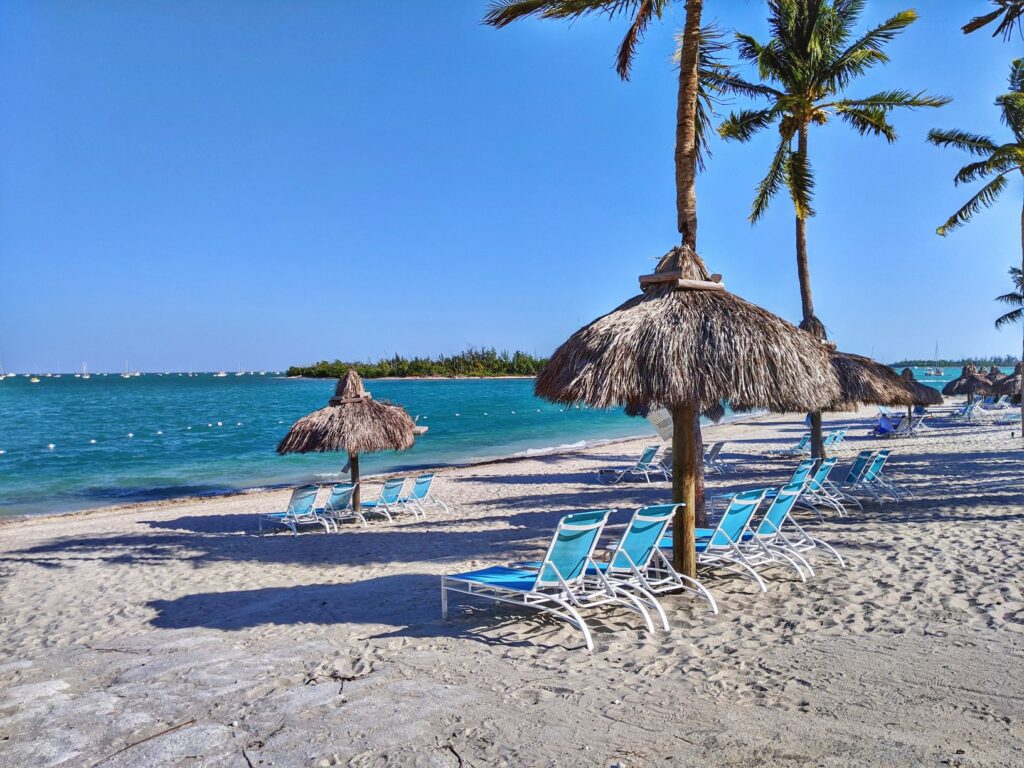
[1, 405, 1021, 767]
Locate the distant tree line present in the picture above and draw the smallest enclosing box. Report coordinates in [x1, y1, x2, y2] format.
[891, 355, 1020, 367]
[287, 347, 547, 379]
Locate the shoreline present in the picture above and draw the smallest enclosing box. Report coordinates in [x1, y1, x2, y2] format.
[0, 408, 771, 527]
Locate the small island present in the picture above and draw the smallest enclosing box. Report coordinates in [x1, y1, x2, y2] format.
[287, 347, 548, 379]
[890, 355, 1019, 368]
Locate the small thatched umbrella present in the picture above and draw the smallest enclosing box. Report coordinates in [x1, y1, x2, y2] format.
[535, 246, 840, 577]
[996, 361, 1022, 398]
[277, 370, 416, 509]
[942, 364, 993, 399]
[986, 365, 1007, 384]
[900, 368, 944, 407]
[826, 351, 916, 414]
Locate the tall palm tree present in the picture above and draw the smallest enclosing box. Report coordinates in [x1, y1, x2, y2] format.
[996, 267, 1023, 329]
[484, 0, 733, 575]
[963, 0, 1024, 40]
[716, 0, 948, 458]
[929, 59, 1024, 428]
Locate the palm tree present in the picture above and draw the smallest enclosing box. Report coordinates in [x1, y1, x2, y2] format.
[996, 267, 1023, 329]
[929, 59, 1024, 428]
[484, 0, 732, 575]
[716, 0, 949, 458]
[963, 0, 1024, 40]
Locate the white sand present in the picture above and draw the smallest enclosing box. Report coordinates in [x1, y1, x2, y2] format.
[0, 405, 1021, 767]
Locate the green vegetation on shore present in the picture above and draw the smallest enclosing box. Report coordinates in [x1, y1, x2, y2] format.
[287, 348, 547, 379]
[891, 355, 1019, 367]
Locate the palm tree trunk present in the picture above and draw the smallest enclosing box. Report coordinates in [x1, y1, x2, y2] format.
[671, 0, 707, 563]
[793, 125, 827, 459]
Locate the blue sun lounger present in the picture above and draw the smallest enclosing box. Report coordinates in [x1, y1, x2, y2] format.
[317, 483, 364, 528]
[597, 445, 667, 484]
[441, 509, 657, 651]
[397, 473, 450, 516]
[258, 485, 333, 535]
[361, 478, 406, 522]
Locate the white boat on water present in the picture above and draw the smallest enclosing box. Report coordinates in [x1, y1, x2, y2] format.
[214, 371, 228, 378]
[81, 363, 91, 380]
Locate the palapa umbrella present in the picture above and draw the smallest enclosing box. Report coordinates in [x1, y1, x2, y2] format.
[986, 364, 1008, 385]
[826, 350, 916, 413]
[996, 361, 1022, 398]
[535, 246, 840, 576]
[277, 370, 416, 510]
[942, 364, 993, 399]
[900, 368, 944, 407]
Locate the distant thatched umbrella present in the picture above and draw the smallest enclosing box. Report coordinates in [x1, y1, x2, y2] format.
[942, 364, 993, 398]
[535, 246, 840, 576]
[277, 370, 416, 509]
[986, 364, 1007, 384]
[826, 351, 916, 411]
[996, 362, 1022, 398]
[900, 368, 944, 407]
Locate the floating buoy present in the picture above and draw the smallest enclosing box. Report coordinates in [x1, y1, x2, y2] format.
[187, 426, 192, 430]
[0, 449, 5, 455]
[207, 423, 213, 427]
[236, 422, 242, 426]
[483, 412, 488, 416]
[156, 430, 163, 435]
[454, 413, 460, 417]
[47, 443, 55, 450]
[127, 433, 134, 438]
[89, 439, 97, 444]
[216, 421, 222, 427]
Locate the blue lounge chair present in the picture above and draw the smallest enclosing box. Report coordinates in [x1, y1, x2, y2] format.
[598, 445, 667, 484]
[661, 489, 771, 593]
[397, 473, 449, 516]
[318, 483, 364, 528]
[258, 485, 333, 535]
[441, 510, 656, 651]
[361, 478, 406, 522]
[751, 482, 846, 572]
[795, 457, 846, 519]
[739, 483, 816, 581]
[596, 504, 718, 620]
[704, 441, 729, 474]
[845, 450, 903, 504]
[770, 433, 810, 456]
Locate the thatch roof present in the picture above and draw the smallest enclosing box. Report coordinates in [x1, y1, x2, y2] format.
[277, 370, 416, 455]
[986, 364, 1007, 383]
[535, 246, 840, 413]
[942, 371, 993, 397]
[996, 362, 1022, 397]
[828, 351, 915, 409]
[900, 368, 944, 406]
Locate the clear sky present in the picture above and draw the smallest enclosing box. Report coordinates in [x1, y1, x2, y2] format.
[0, 0, 1019, 373]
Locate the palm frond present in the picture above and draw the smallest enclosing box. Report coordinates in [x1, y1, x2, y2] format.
[750, 137, 791, 223]
[936, 173, 1009, 235]
[926, 128, 997, 156]
[995, 307, 1022, 328]
[615, 0, 660, 80]
[718, 108, 777, 143]
[962, 0, 1024, 41]
[953, 147, 1022, 185]
[827, 9, 918, 89]
[786, 144, 816, 219]
[833, 90, 950, 111]
[836, 106, 897, 141]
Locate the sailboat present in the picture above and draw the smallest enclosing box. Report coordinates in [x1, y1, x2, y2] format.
[234, 365, 245, 377]
[926, 341, 943, 376]
[121, 361, 132, 379]
[81, 363, 91, 380]
[213, 370, 228, 378]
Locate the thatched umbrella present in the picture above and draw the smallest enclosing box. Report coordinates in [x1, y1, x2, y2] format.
[900, 368, 944, 407]
[277, 370, 416, 509]
[986, 364, 1007, 384]
[942, 364, 993, 399]
[996, 361, 1022, 398]
[826, 351, 916, 412]
[535, 246, 840, 577]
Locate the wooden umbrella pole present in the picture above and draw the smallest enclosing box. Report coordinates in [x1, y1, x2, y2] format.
[671, 404, 698, 579]
[350, 453, 361, 510]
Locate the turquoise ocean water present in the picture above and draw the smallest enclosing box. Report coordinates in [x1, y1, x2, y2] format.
[0, 368, 991, 517]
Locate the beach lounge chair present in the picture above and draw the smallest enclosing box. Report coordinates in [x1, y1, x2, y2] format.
[597, 445, 667, 484]
[795, 457, 846, 519]
[844, 450, 901, 504]
[661, 489, 771, 593]
[258, 485, 334, 535]
[704, 441, 729, 474]
[397, 473, 449, 516]
[756, 482, 846, 572]
[317, 483, 365, 528]
[830, 427, 852, 455]
[770, 433, 810, 456]
[825, 450, 872, 511]
[361, 477, 407, 522]
[739, 482, 818, 580]
[598, 504, 718, 618]
[441, 509, 658, 651]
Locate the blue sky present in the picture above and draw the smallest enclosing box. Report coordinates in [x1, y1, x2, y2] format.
[0, 0, 1019, 372]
